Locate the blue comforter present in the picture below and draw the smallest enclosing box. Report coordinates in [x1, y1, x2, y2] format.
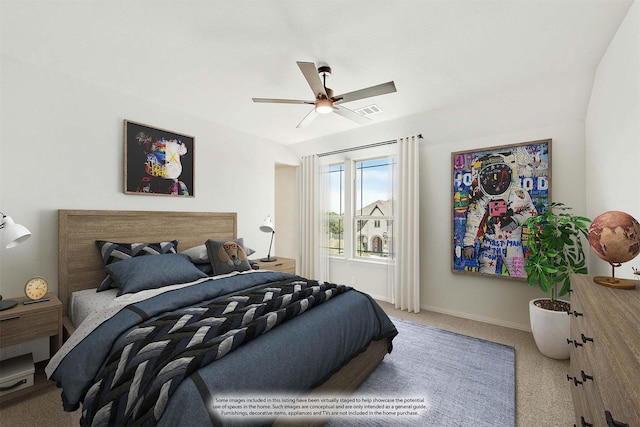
[48, 271, 397, 426]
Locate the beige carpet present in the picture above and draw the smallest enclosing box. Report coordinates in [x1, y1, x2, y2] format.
[0, 302, 574, 426]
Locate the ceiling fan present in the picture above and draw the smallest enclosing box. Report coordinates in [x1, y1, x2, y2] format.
[252, 61, 397, 128]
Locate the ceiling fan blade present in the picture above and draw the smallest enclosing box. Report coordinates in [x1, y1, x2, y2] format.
[296, 109, 318, 128]
[297, 61, 327, 98]
[252, 98, 314, 105]
[333, 81, 397, 104]
[333, 105, 371, 125]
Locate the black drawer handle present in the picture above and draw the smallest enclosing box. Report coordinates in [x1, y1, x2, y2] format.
[581, 333, 594, 343]
[0, 315, 20, 322]
[566, 374, 583, 386]
[567, 339, 583, 348]
[0, 378, 26, 392]
[580, 370, 593, 381]
[581, 417, 593, 427]
[605, 410, 628, 427]
[566, 310, 584, 317]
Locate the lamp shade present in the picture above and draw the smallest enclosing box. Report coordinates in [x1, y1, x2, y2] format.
[2, 215, 31, 249]
[0, 213, 30, 310]
[315, 98, 334, 114]
[260, 216, 275, 233]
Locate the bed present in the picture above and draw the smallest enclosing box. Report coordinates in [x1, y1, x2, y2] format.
[47, 209, 397, 426]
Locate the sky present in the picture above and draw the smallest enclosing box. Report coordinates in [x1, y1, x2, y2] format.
[328, 158, 395, 215]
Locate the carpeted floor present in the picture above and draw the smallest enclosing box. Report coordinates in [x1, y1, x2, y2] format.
[0, 303, 573, 426]
[326, 317, 515, 426]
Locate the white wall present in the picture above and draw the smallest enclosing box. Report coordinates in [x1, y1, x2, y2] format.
[274, 164, 299, 268]
[585, 0, 640, 279]
[290, 67, 596, 330]
[289, 3, 640, 327]
[0, 56, 299, 299]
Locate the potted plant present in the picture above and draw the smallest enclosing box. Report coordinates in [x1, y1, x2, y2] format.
[523, 202, 591, 359]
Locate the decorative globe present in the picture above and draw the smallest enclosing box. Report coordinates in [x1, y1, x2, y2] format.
[588, 211, 640, 264]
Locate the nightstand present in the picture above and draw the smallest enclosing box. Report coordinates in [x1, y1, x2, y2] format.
[252, 256, 296, 274]
[0, 293, 62, 406]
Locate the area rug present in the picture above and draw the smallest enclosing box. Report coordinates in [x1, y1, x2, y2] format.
[326, 317, 515, 427]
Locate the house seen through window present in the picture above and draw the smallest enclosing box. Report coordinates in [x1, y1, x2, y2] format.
[326, 156, 395, 260]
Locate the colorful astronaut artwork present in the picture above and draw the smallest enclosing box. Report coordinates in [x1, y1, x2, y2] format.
[452, 139, 551, 278]
[124, 121, 195, 196]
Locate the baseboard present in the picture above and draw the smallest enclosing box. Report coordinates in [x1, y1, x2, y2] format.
[371, 294, 531, 332]
[366, 292, 390, 303]
[419, 304, 531, 332]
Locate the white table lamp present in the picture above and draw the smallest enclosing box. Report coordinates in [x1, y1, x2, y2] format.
[259, 216, 277, 262]
[1, 212, 32, 310]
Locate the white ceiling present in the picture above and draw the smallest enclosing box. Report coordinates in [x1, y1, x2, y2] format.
[1, 0, 634, 145]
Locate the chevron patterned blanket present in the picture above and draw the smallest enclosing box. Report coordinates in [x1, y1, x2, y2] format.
[80, 278, 351, 426]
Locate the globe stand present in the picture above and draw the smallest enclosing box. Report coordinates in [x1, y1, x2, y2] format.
[593, 263, 637, 290]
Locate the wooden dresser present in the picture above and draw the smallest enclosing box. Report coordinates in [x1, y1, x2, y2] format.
[568, 274, 640, 427]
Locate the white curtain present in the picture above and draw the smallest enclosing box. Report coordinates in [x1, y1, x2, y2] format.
[390, 135, 421, 313]
[300, 154, 329, 282]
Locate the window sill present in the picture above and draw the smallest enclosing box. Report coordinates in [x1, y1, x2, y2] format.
[329, 256, 393, 267]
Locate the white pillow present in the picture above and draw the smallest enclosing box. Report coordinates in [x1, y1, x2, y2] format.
[181, 245, 208, 263]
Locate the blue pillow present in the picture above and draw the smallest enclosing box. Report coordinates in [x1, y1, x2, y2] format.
[96, 240, 179, 291]
[105, 253, 208, 296]
[194, 262, 213, 275]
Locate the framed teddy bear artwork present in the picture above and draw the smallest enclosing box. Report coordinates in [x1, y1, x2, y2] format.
[124, 120, 195, 197]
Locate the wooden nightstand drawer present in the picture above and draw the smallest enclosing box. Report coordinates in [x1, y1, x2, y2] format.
[252, 257, 296, 274]
[0, 306, 59, 347]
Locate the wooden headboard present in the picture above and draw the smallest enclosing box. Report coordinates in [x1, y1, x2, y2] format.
[58, 209, 237, 318]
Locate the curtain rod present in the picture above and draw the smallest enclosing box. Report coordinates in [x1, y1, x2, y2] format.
[317, 134, 423, 158]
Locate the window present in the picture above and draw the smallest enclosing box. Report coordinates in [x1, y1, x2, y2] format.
[325, 156, 395, 261]
[355, 157, 395, 259]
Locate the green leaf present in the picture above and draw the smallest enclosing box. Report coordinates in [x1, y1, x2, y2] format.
[524, 201, 591, 297]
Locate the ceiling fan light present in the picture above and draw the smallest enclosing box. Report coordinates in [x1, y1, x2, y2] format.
[315, 98, 334, 114]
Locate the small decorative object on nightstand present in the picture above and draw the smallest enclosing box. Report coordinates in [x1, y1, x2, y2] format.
[24, 277, 50, 303]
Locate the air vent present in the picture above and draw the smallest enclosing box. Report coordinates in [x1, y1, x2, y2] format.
[354, 104, 382, 116]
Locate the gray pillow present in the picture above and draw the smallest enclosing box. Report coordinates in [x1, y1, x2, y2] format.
[105, 253, 207, 296]
[205, 238, 251, 276]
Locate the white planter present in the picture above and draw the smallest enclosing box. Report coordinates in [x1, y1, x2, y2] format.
[529, 299, 571, 360]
